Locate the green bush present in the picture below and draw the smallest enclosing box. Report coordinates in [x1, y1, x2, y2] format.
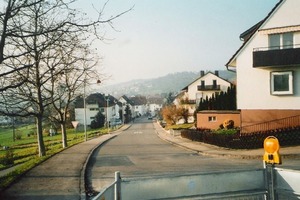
[214, 129, 238, 135]
[0, 149, 14, 166]
[15, 130, 22, 140]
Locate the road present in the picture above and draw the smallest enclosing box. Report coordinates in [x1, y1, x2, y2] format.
[86, 117, 263, 194]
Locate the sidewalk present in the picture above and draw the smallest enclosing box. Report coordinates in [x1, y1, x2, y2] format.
[154, 122, 300, 160]
[0, 125, 128, 200]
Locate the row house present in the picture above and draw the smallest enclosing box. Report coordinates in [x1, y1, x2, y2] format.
[119, 95, 163, 119]
[174, 71, 233, 123]
[226, 0, 300, 133]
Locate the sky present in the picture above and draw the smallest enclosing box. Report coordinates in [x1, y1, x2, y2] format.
[77, 0, 280, 86]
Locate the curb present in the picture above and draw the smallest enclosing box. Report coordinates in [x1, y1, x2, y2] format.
[80, 124, 131, 200]
[80, 134, 117, 200]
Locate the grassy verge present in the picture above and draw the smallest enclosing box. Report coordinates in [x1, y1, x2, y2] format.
[0, 125, 111, 191]
[165, 123, 194, 130]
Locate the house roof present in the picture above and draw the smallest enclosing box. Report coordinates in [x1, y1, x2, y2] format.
[129, 95, 147, 106]
[147, 97, 164, 105]
[225, 0, 283, 69]
[120, 95, 135, 105]
[74, 93, 118, 108]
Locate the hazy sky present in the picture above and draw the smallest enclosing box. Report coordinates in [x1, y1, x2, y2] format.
[79, 0, 279, 86]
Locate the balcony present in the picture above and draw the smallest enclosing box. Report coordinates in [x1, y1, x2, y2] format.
[253, 45, 300, 68]
[180, 99, 196, 104]
[198, 85, 220, 91]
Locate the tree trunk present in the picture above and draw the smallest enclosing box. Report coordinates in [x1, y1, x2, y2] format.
[36, 116, 46, 156]
[61, 123, 67, 148]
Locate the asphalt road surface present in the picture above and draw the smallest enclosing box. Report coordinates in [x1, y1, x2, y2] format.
[86, 117, 265, 194]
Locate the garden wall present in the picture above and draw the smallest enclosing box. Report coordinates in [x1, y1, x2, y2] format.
[197, 110, 241, 130]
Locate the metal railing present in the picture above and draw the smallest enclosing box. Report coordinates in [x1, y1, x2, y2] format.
[241, 115, 300, 133]
[92, 172, 121, 200]
[92, 167, 300, 200]
[253, 44, 300, 51]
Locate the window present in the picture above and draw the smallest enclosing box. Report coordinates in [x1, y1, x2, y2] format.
[90, 108, 99, 111]
[282, 33, 293, 49]
[208, 116, 216, 122]
[269, 34, 280, 50]
[268, 33, 294, 50]
[270, 71, 293, 95]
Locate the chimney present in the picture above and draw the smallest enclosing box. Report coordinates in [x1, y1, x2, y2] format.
[215, 70, 219, 76]
[200, 70, 205, 77]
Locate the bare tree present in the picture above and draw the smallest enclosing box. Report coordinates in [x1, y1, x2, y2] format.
[0, 0, 43, 91]
[47, 35, 101, 148]
[0, 0, 131, 156]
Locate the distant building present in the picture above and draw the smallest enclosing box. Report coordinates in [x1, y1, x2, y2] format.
[147, 97, 164, 117]
[74, 93, 120, 126]
[174, 70, 233, 123]
[129, 95, 147, 117]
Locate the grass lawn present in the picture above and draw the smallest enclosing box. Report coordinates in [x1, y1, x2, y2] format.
[0, 124, 110, 190]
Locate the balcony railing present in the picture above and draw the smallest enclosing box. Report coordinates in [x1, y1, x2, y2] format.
[198, 85, 220, 91]
[180, 99, 196, 104]
[253, 45, 300, 68]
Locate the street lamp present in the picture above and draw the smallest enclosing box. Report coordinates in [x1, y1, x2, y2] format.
[83, 79, 101, 141]
[105, 94, 110, 134]
[83, 80, 87, 141]
[122, 103, 125, 125]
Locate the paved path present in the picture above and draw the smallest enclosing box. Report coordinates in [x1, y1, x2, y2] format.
[0, 131, 121, 200]
[0, 122, 299, 199]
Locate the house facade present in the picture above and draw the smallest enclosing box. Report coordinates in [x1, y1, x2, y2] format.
[119, 95, 134, 121]
[175, 71, 233, 123]
[226, 0, 300, 133]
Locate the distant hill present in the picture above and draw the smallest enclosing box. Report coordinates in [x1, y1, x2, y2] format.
[100, 70, 236, 97]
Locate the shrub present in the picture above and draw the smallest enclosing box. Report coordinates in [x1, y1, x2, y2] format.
[43, 129, 49, 137]
[15, 130, 22, 140]
[214, 129, 238, 135]
[0, 149, 14, 166]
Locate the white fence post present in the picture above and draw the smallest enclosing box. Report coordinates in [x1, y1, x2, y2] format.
[115, 171, 121, 200]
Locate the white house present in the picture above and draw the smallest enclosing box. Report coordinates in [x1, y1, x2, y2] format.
[174, 71, 233, 123]
[226, 0, 300, 132]
[74, 93, 120, 127]
[119, 95, 134, 121]
[129, 95, 147, 117]
[147, 97, 164, 117]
